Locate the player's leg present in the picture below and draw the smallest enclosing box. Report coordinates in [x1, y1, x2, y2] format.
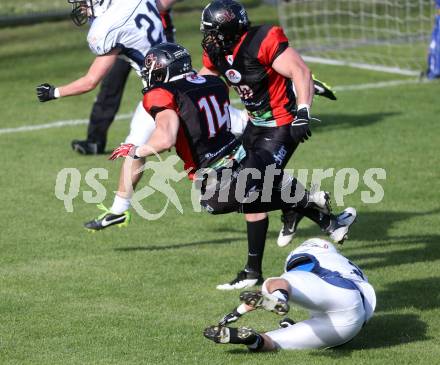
[72, 58, 131, 155]
[84, 102, 156, 230]
[240, 173, 355, 244]
[216, 212, 267, 290]
[264, 271, 365, 349]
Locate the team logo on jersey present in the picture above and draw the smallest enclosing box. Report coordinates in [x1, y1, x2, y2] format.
[226, 55, 234, 65]
[225, 69, 242, 84]
[186, 74, 206, 84]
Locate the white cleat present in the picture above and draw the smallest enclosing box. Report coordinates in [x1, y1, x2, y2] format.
[277, 211, 303, 247]
[308, 190, 331, 214]
[216, 270, 263, 290]
[329, 207, 357, 244]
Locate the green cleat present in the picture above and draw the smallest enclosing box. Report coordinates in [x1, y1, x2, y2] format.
[313, 76, 337, 100]
[84, 204, 131, 231]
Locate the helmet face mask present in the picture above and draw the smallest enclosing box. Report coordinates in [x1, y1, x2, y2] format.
[141, 43, 193, 92]
[67, 0, 112, 26]
[200, 0, 250, 57]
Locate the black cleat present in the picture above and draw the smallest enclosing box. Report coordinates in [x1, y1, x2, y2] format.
[71, 140, 105, 155]
[84, 204, 131, 231]
[203, 325, 257, 344]
[279, 317, 296, 328]
[239, 290, 289, 315]
[277, 210, 304, 247]
[216, 270, 264, 290]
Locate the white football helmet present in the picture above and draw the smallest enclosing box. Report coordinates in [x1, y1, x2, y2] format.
[68, 0, 114, 26]
[284, 238, 337, 273]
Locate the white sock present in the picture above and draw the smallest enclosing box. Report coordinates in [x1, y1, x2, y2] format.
[110, 195, 131, 215]
[271, 289, 289, 302]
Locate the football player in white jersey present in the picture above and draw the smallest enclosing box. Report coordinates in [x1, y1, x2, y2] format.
[36, 0, 178, 224]
[204, 238, 376, 351]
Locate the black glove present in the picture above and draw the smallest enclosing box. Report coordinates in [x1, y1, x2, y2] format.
[219, 309, 242, 326]
[290, 107, 312, 143]
[36, 83, 56, 102]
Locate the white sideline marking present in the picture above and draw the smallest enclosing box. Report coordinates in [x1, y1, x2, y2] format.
[0, 78, 420, 136]
[303, 56, 421, 76]
[333, 78, 420, 91]
[0, 113, 133, 135]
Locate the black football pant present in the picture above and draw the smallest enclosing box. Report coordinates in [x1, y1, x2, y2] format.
[86, 58, 131, 149]
[200, 123, 304, 213]
[200, 123, 330, 230]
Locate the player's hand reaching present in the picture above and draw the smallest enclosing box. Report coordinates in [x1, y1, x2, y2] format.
[36, 83, 56, 102]
[109, 143, 139, 160]
[290, 106, 312, 143]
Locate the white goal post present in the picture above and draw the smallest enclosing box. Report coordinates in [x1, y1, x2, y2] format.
[278, 0, 436, 75]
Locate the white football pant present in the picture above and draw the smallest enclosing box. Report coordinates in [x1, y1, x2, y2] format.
[124, 101, 156, 146]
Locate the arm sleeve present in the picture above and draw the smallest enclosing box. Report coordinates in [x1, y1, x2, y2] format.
[257, 26, 289, 66]
[202, 51, 218, 72]
[143, 88, 178, 119]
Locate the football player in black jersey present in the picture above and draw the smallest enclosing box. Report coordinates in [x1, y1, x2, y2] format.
[110, 42, 357, 290]
[198, 0, 354, 288]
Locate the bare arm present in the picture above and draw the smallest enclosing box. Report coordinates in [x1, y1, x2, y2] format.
[57, 49, 120, 97]
[156, 0, 178, 11]
[272, 47, 314, 107]
[135, 109, 179, 158]
[199, 66, 220, 76]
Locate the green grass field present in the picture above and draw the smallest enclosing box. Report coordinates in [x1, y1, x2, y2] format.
[1, 3, 440, 365]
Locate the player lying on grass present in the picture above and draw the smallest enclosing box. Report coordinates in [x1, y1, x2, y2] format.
[109, 42, 357, 286]
[204, 238, 376, 351]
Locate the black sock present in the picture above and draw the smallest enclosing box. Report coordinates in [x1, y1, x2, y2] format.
[248, 334, 265, 351]
[228, 327, 263, 348]
[245, 217, 269, 274]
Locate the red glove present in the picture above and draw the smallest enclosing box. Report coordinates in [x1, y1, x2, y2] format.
[109, 143, 138, 160]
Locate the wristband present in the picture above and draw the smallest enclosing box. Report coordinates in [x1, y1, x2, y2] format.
[54, 88, 61, 99]
[131, 146, 141, 159]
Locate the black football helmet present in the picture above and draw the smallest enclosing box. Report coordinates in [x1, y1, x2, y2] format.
[141, 43, 193, 92]
[200, 0, 250, 57]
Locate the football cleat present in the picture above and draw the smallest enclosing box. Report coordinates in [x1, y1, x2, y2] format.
[313, 76, 337, 100]
[277, 210, 304, 247]
[308, 190, 332, 215]
[71, 140, 105, 155]
[239, 290, 289, 315]
[216, 270, 264, 291]
[279, 317, 296, 328]
[328, 207, 357, 244]
[203, 325, 257, 345]
[84, 204, 131, 231]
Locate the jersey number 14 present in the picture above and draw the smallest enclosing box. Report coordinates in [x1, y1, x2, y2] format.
[198, 96, 231, 138]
